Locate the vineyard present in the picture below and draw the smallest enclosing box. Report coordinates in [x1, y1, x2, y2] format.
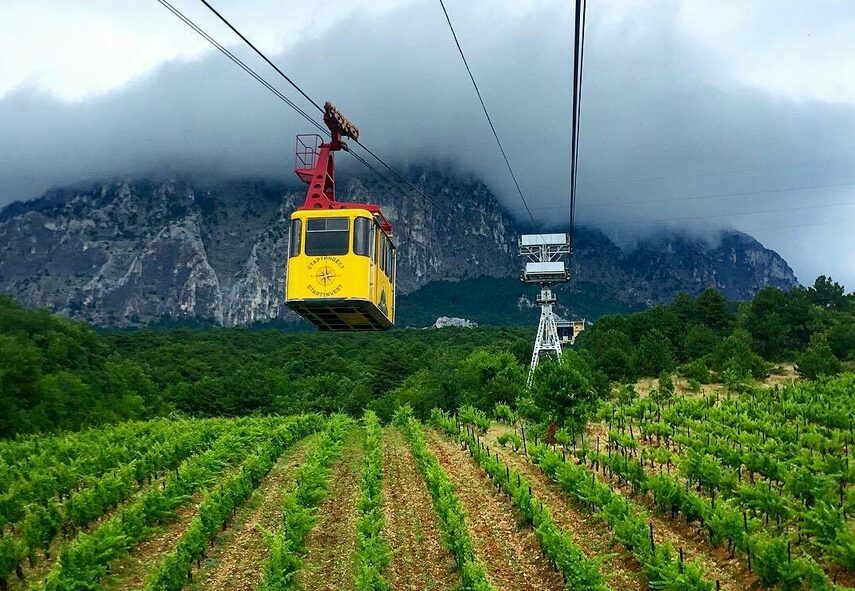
[0, 374, 851, 591]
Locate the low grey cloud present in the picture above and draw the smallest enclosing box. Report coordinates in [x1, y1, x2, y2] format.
[1, 0, 854, 287]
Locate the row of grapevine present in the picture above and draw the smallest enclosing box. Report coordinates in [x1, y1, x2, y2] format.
[142, 414, 324, 591]
[583, 441, 842, 590]
[39, 417, 283, 591]
[259, 415, 352, 591]
[0, 418, 224, 588]
[0, 420, 165, 492]
[354, 411, 390, 591]
[523, 442, 715, 590]
[604, 381, 855, 576]
[432, 410, 608, 591]
[395, 411, 494, 591]
[0, 419, 187, 529]
[661, 398, 853, 487]
[620, 423, 855, 578]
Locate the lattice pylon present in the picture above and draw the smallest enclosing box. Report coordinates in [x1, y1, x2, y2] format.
[527, 285, 562, 387]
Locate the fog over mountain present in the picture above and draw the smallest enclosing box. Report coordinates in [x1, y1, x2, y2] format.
[1, 0, 854, 287]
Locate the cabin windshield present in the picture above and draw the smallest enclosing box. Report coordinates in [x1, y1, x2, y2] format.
[305, 217, 350, 255]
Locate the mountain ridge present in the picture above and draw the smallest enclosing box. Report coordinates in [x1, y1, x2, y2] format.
[0, 172, 799, 326]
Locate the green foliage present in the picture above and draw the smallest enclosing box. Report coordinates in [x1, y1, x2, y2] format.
[528, 444, 714, 590]
[577, 278, 853, 381]
[712, 330, 767, 379]
[432, 410, 608, 591]
[493, 402, 516, 424]
[259, 415, 351, 591]
[677, 358, 712, 384]
[530, 352, 604, 431]
[399, 415, 494, 591]
[637, 329, 676, 376]
[496, 432, 522, 451]
[0, 295, 161, 437]
[696, 288, 731, 332]
[354, 411, 390, 591]
[458, 405, 490, 434]
[3, 275, 852, 439]
[807, 275, 848, 311]
[795, 335, 842, 379]
[683, 323, 719, 360]
[457, 350, 524, 411]
[578, 328, 636, 382]
[42, 417, 303, 591]
[142, 417, 322, 591]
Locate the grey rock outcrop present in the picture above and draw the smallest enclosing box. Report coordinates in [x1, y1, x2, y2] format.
[0, 172, 799, 326]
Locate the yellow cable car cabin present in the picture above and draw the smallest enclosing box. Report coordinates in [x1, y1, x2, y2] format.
[285, 103, 396, 330]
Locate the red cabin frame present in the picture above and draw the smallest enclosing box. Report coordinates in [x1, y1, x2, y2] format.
[294, 103, 392, 234]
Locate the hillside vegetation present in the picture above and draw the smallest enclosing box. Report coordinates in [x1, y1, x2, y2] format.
[0, 276, 852, 437]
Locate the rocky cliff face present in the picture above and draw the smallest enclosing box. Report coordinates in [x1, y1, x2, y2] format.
[0, 173, 799, 326]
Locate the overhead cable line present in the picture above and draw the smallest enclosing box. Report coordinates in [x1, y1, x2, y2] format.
[592, 199, 855, 228]
[198, 0, 324, 114]
[506, 178, 855, 213]
[194, 0, 489, 253]
[437, 0, 538, 229]
[569, 0, 587, 246]
[157, 0, 325, 134]
[158, 0, 485, 255]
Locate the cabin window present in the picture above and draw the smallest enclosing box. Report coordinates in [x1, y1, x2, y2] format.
[385, 240, 392, 277]
[353, 217, 372, 257]
[288, 219, 302, 257]
[377, 235, 394, 278]
[305, 217, 350, 255]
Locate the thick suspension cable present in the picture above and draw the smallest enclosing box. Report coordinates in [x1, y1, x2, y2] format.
[437, 0, 538, 229]
[157, 0, 325, 135]
[194, 0, 488, 250]
[569, 0, 587, 248]
[198, 0, 324, 114]
[158, 0, 485, 253]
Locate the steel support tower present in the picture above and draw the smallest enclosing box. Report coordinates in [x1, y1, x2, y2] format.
[519, 233, 571, 387]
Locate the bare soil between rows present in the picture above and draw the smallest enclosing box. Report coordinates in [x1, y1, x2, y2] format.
[382, 427, 460, 591]
[188, 433, 319, 591]
[299, 429, 364, 591]
[426, 429, 564, 591]
[484, 425, 646, 591]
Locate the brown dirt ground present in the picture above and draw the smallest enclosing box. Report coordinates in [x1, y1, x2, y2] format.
[484, 425, 645, 591]
[382, 427, 460, 591]
[299, 429, 364, 591]
[101, 491, 208, 591]
[101, 451, 257, 590]
[425, 430, 565, 591]
[187, 434, 319, 591]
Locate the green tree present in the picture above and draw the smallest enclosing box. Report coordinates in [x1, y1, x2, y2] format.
[795, 335, 842, 379]
[457, 349, 524, 411]
[696, 288, 731, 332]
[808, 275, 847, 310]
[530, 352, 601, 431]
[712, 329, 766, 379]
[636, 329, 675, 377]
[682, 323, 718, 361]
[591, 329, 636, 382]
[825, 322, 855, 361]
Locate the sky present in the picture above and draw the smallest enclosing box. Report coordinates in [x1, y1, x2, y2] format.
[1, 0, 854, 288]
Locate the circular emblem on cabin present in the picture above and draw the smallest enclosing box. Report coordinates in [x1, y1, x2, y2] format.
[315, 265, 337, 287]
[306, 256, 345, 297]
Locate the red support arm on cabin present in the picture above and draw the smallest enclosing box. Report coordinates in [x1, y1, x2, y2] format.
[294, 103, 392, 234]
